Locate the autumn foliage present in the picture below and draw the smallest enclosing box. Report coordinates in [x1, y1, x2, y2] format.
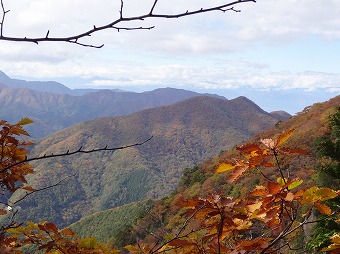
[130, 129, 340, 253]
[0, 116, 340, 253]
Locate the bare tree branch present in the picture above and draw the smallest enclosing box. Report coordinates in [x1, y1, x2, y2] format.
[0, 0, 256, 48]
[0, 136, 153, 173]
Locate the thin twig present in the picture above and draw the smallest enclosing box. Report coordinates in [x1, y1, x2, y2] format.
[150, 204, 206, 253]
[12, 174, 75, 205]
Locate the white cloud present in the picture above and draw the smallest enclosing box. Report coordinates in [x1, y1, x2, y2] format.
[0, 0, 339, 98]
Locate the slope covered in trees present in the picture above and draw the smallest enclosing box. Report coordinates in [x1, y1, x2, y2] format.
[69, 95, 340, 251]
[3, 95, 281, 228]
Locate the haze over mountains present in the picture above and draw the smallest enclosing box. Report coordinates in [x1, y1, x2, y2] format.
[0, 71, 290, 137]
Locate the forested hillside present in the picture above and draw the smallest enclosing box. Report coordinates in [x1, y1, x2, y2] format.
[70, 95, 340, 251]
[6, 95, 281, 228]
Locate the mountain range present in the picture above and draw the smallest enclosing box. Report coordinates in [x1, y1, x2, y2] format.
[6, 95, 285, 228]
[0, 71, 289, 138]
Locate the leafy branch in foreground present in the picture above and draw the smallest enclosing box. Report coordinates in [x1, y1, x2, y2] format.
[131, 129, 340, 253]
[0, 0, 255, 48]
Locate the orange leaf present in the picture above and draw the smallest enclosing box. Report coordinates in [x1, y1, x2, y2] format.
[315, 202, 332, 216]
[237, 143, 262, 153]
[267, 181, 281, 195]
[22, 186, 35, 192]
[250, 186, 268, 196]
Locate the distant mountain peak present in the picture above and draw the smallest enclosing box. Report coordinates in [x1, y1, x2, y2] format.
[0, 70, 10, 80]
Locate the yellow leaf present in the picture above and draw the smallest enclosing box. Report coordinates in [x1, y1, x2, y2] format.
[275, 129, 295, 147]
[276, 177, 287, 186]
[215, 162, 236, 173]
[17, 117, 33, 126]
[301, 187, 338, 204]
[247, 201, 262, 213]
[321, 234, 340, 252]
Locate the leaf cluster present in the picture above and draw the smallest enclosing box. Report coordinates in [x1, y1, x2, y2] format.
[129, 129, 340, 253]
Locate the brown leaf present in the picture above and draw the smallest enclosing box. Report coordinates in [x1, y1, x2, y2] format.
[60, 228, 75, 236]
[167, 239, 193, 247]
[44, 222, 59, 233]
[227, 165, 248, 183]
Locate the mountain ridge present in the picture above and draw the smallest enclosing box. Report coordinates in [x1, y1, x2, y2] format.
[68, 94, 340, 248]
[0, 70, 291, 138]
[8, 95, 282, 228]
[0, 83, 236, 137]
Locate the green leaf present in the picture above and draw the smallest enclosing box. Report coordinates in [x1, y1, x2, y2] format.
[288, 179, 303, 190]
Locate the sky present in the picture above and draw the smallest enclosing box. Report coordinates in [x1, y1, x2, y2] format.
[0, 0, 339, 114]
